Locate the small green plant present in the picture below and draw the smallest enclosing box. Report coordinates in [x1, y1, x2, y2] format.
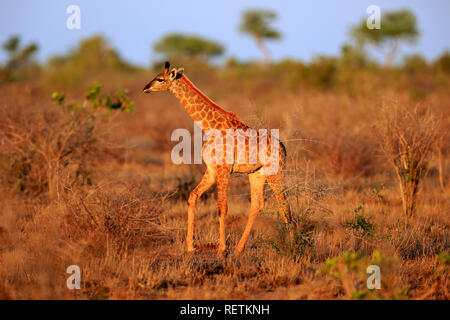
[438, 251, 449, 266]
[321, 251, 407, 300]
[52, 83, 134, 113]
[372, 183, 386, 200]
[51, 91, 66, 105]
[263, 212, 315, 261]
[344, 206, 375, 238]
[386, 219, 403, 240]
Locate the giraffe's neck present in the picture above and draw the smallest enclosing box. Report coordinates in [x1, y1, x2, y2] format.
[169, 74, 247, 131]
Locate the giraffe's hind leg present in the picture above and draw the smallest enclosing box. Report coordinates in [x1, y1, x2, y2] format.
[187, 166, 216, 252]
[216, 166, 230, 256]
[235, 170, 266, 255]
[267, 171, 292, 224]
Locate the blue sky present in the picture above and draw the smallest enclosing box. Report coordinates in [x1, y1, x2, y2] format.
[1, 0, 449, 66]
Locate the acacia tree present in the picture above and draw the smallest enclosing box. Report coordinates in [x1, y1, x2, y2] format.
[239, 9, 281, 63]
[351, 9, 419, 67]
[1, 35, 38, 81]
[154, 33, 224, 62]
[45, 35, 135, 87]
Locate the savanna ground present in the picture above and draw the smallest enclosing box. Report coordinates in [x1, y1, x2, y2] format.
[0, 56, 449, 300]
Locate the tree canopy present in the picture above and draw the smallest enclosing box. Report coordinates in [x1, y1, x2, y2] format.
[64, 35, 133, 71]
[153, 33, 224, 61]
[239, 9, 281, 63]
[2, 35, 38, 69]
[351, 9, 419, 66]
[1, 35, 38, 81]
[45, 35, 135, 87]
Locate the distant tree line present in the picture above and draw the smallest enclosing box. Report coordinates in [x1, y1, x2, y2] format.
[1, 8, 450, 88]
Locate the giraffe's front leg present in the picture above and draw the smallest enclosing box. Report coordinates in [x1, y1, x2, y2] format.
[187, 167, 216, 252]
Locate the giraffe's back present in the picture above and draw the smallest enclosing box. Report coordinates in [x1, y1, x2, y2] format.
[203, 126, 286, 176]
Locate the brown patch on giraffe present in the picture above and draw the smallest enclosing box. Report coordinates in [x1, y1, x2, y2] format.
[179, 75, 242, 122]
[194, 104, 203, 112]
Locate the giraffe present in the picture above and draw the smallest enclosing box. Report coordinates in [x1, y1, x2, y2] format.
[143, 61, 292, 255]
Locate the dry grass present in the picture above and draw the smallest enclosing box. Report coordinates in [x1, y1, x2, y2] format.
[0, 72, 448, 300]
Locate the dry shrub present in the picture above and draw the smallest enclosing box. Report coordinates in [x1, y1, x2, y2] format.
[0, 183, 172, 299]
[0, 86, 125, 200]
[0, 199, 74, 299]
[315, 128, 379, 178]
[435, 117, 450, 191]
[62, 184, 173, 253]
[391, 215, 449, 259]
[285, 94, 381, 179]
[375, 103, 440, 216]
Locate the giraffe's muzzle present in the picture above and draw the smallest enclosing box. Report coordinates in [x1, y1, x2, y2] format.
[143, 84, 152, 93]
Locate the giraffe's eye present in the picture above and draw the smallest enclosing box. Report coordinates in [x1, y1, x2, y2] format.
[157, 78, 164, 82]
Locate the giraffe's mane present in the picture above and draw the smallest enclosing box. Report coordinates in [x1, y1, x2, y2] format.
[180, 74, 243, 123]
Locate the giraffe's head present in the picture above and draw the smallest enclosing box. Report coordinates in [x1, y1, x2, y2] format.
[143, 61, 184, 93]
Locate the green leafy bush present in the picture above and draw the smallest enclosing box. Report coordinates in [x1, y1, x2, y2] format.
[262, 212, 315, 261]
[344, 206, 375, 238]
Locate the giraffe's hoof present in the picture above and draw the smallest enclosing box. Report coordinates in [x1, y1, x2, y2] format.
[216, 249, 226, 258]
[187, 247, 197, 254]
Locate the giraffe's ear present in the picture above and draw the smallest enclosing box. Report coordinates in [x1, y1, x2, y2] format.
[169, 68, 177, 80]
[169, 67, 183, 80]
[164, 61, 170, 72]
[175, 68, 184, 79]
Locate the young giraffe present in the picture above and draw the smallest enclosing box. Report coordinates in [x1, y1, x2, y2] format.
[143, 61, 291, 255]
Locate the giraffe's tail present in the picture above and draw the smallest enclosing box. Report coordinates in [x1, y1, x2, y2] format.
[279, 140, 287, 169]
